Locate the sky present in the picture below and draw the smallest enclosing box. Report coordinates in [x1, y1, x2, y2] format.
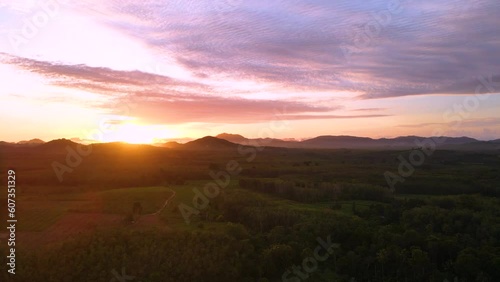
[0, 0, 499, 143]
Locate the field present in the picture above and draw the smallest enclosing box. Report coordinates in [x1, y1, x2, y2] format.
[1, 186, 182, 250]
[0, 144, 499, 281]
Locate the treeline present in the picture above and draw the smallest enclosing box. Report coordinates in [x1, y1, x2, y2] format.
[239, 178, 392, 203]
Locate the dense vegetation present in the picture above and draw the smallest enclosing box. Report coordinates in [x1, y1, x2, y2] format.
[3, 191, 499, 281]
[1, 143, 499, 281]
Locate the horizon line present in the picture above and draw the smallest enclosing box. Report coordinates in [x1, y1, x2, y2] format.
[2, 134, 499, 146]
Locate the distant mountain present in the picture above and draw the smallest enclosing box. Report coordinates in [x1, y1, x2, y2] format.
[215, 134, 491, 150]
[216, 134, 384, 149]
[153, 137, 194, 145]
[301, 135, 376, 148]
[89, 142, 167, 155]
[0, 141, 14, 147]
[0, 138, 82, 155]
[2, 135, 497, 152]
[216, 133, 248, 143]
[38, 138, 82, 152]
[41, 138, 78, 146]
[0, 139, 45, 148]
[183, 136, 238, 150]
[433, 136, 478, 145]
[159, 141, 183, 149]
[16, 138, 45, 146]
[216, 133, 300, 148]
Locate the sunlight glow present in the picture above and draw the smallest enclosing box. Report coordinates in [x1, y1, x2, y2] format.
[101, 122, 179, 144]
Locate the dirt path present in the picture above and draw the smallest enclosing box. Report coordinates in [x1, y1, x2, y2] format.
[132, 188, 176, 227]
[148, 188, 176, 216]
[11, 188, 178, 248]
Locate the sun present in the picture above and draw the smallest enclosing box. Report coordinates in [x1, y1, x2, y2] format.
[102, 122, 177, 144]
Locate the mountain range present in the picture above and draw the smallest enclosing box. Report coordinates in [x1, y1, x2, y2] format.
[213, 133, 500, 150]
[1, 135, 499, 151]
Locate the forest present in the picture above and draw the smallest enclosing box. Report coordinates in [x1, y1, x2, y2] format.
[0, 143, 499, 281]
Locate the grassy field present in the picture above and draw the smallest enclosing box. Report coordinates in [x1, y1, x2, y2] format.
[17, 201, 68, 232]
[97, 186, 175, 214]
[6, 186, 176, 233]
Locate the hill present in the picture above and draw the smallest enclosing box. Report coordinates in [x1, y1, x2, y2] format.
[3, 135, 497, 151]
[37, 138, 84, 153]
[160, 141, 183, 149]
[216, 133, 300, 148]
[183, 136, 238, 150]
[0, 141, 14, 147]
[215, 134, 490, 150]
[17, 138, 45, 145]
[216, 133, 248, 143]
[0, 139, 45, 148]
[301, 135, 376, 148]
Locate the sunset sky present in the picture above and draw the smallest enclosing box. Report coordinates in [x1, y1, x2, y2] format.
[1, 0, 499, 143]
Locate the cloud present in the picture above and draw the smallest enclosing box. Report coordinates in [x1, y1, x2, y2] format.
[352, 107, 386, 112]
[2, 53, 389, 124]
[1, 53, 209, 95]
[113, 95, 338, 124]
[71, 0, 500, 99]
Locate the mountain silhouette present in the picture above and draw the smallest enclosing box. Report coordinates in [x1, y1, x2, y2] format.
[183, 136, 239, 150]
